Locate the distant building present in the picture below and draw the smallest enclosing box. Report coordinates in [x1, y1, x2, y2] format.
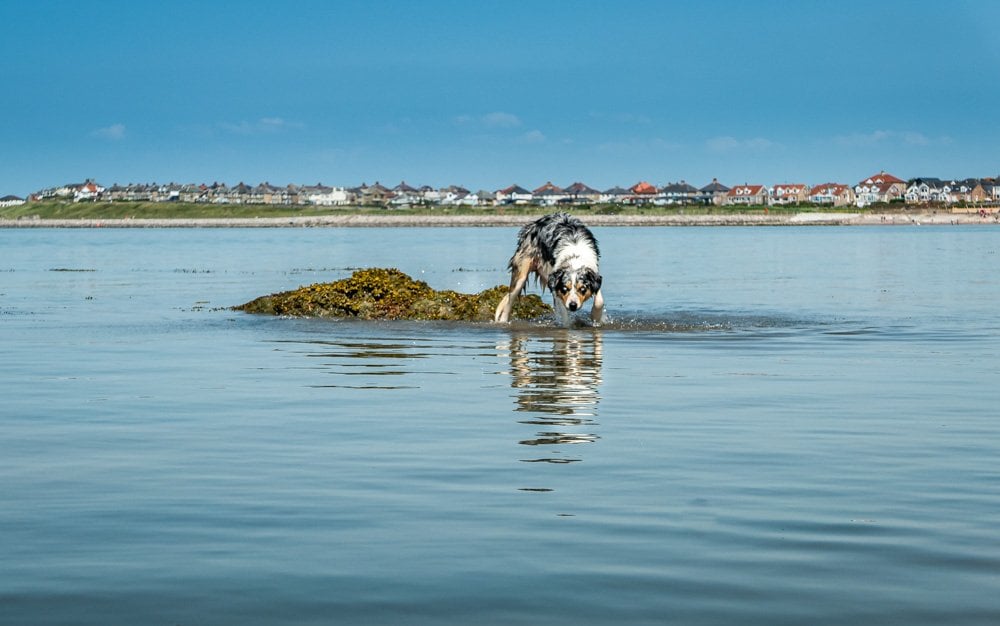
[302, 183, 348, 206]
[532, 181, 567, 205]
[905, 178, 947, 204]
[600, 186, 630, 203]
[496, 184, 533, 204]
[724, 184, 767, 206]
[452, 189, 494, 206]
[73, 180, 105, 202]
[953, 179, 988, 204]
[389, 181, 421, 206]
[809, 183, 855, 207]
[439, 185, 471, 205]
[563, 182, 601, 204]
[855, 171, 905, 207]
[699, 178, 730, 205]
[907, 178, 991, 205]
[657, 181, 700, 205]
[979, 178, 1000, 203]
[0, 194, 25, 207]
[351, 182, 392, 206]
[630, 181, 657, 204]
[769, 183, 809, 205]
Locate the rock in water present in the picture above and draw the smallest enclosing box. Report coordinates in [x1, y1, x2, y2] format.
[235, 267, 551, 321]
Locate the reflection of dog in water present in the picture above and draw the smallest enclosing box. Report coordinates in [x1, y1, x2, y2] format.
[498, 331, 603, 459]
[494, 213, 607, 326]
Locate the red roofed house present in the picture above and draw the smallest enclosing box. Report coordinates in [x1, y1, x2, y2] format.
[724, 184, 768, 206]
[563, 182, 601, 203]
[857, 170, 905, 187]
[630, 181, 657, 204]
[769, 183, 809, 205]
[809, 183, 855, 207]
[532, 181, 567, 205]
[73, 180, 105, 202]
[855, 171, 906, 207]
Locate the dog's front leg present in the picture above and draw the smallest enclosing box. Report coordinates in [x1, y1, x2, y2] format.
[590, 289, 607, 325]
[553, 297, 572, 327]
[495, 263, 532, 323]
[494, 292, 513, 323]
[494, 272, 529, 323]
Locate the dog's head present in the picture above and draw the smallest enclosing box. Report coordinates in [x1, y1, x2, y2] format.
[548, 267, 602, 312]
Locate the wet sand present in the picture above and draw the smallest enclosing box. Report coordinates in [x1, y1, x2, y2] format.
[1, 211, 995, 228]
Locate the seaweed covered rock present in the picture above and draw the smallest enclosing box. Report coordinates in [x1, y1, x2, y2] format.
[235, 267, 551, 322]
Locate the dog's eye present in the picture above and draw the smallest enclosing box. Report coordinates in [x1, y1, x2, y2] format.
[576, 284, 589, 295]
[558, 285, 570, 294]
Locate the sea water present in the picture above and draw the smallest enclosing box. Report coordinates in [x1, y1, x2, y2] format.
[2, 225, 999, 625]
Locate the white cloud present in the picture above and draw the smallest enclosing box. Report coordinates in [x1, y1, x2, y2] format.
[900, 131, 931, 146]
[832, 129, 935, 148]
[454, 111, 523, 129]
[706, 135, 775, 153]
[91, 123, 126, 141]
[259, 117, 295, 131]
[482, 111, 522, 128]
[519, 129, 546, 143]
[589, 111, 653, 125]
[598, 137, 683, 152]
[220, 117, 303, 135]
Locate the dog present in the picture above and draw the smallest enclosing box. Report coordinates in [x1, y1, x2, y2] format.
[494, 212, 606, 326]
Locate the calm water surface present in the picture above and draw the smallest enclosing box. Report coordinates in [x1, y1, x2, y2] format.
[2, 225, 999, 625]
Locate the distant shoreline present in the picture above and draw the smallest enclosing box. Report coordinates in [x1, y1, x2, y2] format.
[1, 211, 996, 228]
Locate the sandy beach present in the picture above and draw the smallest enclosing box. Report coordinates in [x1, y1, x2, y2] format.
[1, 211, 996, 228]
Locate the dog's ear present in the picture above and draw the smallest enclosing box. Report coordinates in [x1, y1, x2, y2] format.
[547, 268, 566, 292]
[582, 269, 602, 292]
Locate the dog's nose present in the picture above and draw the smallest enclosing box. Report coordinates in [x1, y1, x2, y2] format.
[568, 301, 579, 311]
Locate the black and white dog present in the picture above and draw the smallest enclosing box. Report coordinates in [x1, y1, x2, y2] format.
[494, 212, 607, 326]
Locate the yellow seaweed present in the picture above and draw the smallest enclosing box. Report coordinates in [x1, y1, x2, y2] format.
[235, 267, 551, 321]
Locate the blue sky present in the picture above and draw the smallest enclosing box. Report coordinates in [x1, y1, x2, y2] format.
[2, 0, 998, 196]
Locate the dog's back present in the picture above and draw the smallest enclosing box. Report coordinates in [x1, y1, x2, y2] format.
[509, 212, 600, 280]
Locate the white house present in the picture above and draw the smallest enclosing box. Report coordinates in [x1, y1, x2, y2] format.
[600, 186, 630, 203]
[73, 180, 105, 202]
[0, 194, 25, 207]
[855, 171, 905, 207]
[439, 185, 471, 205]
[905, 178, 946, 204]
[656, 181, 700, 205]
[496, 184, 533, 204]
[769, 183, 808, 205]
[389, 181, 421, 206]
[983, 180, 1000, 202]
[302, 184, 349, 206]
[533, 182, 568, 206]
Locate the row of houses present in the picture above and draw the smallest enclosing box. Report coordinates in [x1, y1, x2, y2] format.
[32, 181, 352, 206]
[715, 172, 999, 208]
[23, 171, 1000, 208]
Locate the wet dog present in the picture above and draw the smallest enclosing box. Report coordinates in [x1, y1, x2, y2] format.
[494, 212, 606, 326]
